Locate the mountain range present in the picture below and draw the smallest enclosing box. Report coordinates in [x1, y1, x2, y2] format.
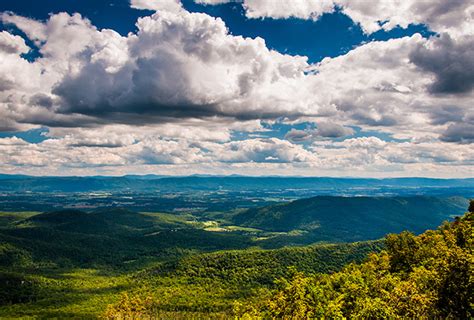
[0, 174, 473, 194]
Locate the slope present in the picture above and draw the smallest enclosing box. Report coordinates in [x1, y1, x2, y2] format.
[232, 196, 469, 242]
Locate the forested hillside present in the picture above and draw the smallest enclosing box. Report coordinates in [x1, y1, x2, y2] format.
[0, 238, 380, 318]
[236, 205, 474, 319]
[233, 196, 468, 241]
[0, 200, 471, 318]
[0, 209, 255, 269]
[105, 202, 473, 319]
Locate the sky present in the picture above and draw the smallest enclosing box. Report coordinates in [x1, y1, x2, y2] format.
[0, 0, 472, 177]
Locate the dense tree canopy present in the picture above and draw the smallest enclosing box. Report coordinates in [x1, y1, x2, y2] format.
[238, 206, 473, 319]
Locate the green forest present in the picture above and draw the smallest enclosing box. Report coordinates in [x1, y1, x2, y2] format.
[104, 204, 474, 319]
[0, 200, 472, 319]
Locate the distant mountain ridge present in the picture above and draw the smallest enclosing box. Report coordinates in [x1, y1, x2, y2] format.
[0, 174, 473, 193]
[232, 196, 469, 242]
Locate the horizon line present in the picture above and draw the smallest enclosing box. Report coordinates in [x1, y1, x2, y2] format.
[0, 173, 473, 180]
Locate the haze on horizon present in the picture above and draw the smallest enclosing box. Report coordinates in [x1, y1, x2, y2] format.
[0, 0, 473, 178]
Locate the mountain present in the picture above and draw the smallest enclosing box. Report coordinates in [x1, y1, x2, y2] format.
[0, 209, 254, 269]
[25, 208, 156, 234]
[232, 196, 469, 242]
[236, 207, 474, 319]
[0, 174, 29, 180]
[1, 201, 471, 318]
[152, 240, 384, 286]
[0, 175, 473, 194]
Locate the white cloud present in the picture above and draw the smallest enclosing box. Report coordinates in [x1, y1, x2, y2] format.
[0, 31, 29, 54]
[310, 136, 474, 175]
[195, 0, 230, 4]
[2, 10, 471, 142]
[0, 4, 472, 176]
[1, 12, 47, 44]
[130, 0, 183, 12]
[201, 0, 474, 36]
[0, 134, 472, 177]
[242, 0, 335, 20]
[16, 10, 309, 125]
[214, 138, 319, 163]
[285, 122, 354, 142]
[307, 34, 474, 142]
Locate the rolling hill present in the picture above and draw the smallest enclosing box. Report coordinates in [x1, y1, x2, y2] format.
[232, 196, 469, 242]
[0, 200, 471, 318]
[0, 209, 254, 269]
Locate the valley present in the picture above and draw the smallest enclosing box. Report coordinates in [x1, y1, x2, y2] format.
[0, 175, 472, 318]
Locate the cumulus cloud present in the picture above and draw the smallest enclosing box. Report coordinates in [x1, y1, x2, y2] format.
[199, 0, 474, 36]
[285, 122, 354, 142]
[440, 123, 474, 144]
[311, 136, 474, 173]
[195, 0, 230, 4]
[1, 10, 308, 127]
[339, 0, 473, 35]
[285, 128, 313, 142]
[1, 10, 471, 139]
[315, 122, 354, 138]
[1, 12, 47, 44]
[308, 34, 474, 143]
[216, 138, 318, 163]
[242, 0, 335, 20]
[0, 3, 472, 176]
[130, 0, 183, 12]
[0, 31, 29, 54]
[0, 133, 472, 177]
[410, 34, 474, 94]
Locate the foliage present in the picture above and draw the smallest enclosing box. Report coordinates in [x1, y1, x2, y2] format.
[1, 202, 472, 318]
[0, 243, 33, 268]
[240, 208, 473, 319]
[101, 241, 380, 318]
[0, 272, 43, 305]
[152, 241, 383, 286]
[0, 269, 129, 319]
[104, 292, 154, 319]
[0, 209, 255, 270]
[233, 196, 469, 242]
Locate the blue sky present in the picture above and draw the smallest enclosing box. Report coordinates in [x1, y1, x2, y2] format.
[1, 0, 433, 62]
[0, 0, 472, 177]
[0, 0, 431, 142]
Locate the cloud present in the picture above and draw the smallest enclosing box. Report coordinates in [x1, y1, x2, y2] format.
[285, 122, 354, 142]
[440, 123, 474, 143]
[0, 4, 472, 176]
[130, 0, 183, 12]
[308, 34, 474, 142]
[41, 10, 310, 125]
[0, 31, 29, 54]
[315, 122, 354, 138]
[1, 11, 472, 146]
[285, 128, 313, 142]
[195, 0, 230, 4]
[338, 0, 473, 35]
[0, 133, 472, 177]
[1, 12, 47, 44]
[311, 136, 474, 171]
[410, 34, 474, 94]
[0, 137, 29, 145]
[242, 0, 335, 20]
[199, 0, 474, 36]
[216, 138, 318, 163]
